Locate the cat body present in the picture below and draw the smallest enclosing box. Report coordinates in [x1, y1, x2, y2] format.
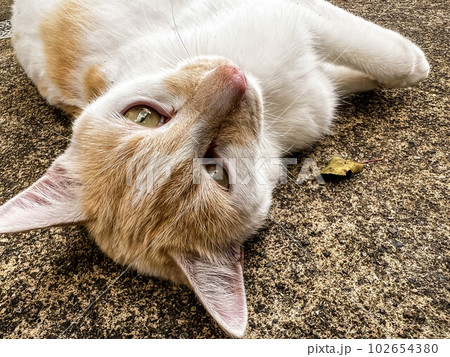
[13, 0, 338, 150]
[1, 0, 429, 337]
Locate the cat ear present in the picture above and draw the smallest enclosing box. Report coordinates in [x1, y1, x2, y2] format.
[173, 245, 248, 338]
[0, 152, 86, 233]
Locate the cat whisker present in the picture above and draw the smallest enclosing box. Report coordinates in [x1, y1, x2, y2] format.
[153, 51, 178, 69]
[170, 0, 192, 62]
[166, 35, 188, 64]
[45, 127, 72, 142]
[193, 27, 201, 57]
[263, 113, 288, 121]
[139, 0, 152, 31]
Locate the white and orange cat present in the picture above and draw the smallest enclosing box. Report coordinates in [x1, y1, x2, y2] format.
[1, 0, 429, 337]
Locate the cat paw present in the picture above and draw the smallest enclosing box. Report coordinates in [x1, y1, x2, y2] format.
[382, 43, 430, 89]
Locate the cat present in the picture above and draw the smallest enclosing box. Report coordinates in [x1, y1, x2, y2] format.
[0, 0, 429, 337]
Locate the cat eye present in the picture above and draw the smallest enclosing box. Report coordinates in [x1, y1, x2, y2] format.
[204, 162, 229, 190]
[123, 105, 168, 128]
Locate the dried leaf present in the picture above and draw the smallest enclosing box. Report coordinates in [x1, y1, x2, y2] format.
[320, 156, 364, 180]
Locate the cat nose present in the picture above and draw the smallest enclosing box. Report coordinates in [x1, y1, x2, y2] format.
[199, 64, 247, 113]
[189, 64, 248, 121]
[186, 63, 249, 153]
[214, 65, 247, 97]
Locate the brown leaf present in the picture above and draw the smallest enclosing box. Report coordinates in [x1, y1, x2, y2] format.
[320, 156, 364, 180]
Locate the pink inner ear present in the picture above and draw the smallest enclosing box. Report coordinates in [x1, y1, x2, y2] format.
[20, 166, 76, 205]
[173, 245, 248, 338]
[0, 154, 86, 234]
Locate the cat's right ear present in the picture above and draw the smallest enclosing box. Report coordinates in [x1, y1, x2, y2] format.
[0, 152, 86, 233]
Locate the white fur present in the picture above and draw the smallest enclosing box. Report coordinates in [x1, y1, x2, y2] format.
[11, 0, 429, 152]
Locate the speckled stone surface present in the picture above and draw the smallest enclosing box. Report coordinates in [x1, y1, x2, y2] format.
[0, 0, 448, 339]
[0, 1, 11, 21]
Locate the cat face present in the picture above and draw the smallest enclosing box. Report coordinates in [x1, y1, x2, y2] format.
[72, 56, 278, 280]
[0, 56, 280, 337]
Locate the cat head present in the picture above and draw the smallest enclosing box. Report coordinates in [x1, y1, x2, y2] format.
[0, 56, 281, 337]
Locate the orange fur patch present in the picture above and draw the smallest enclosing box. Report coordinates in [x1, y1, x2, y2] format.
[60, 104, 82, 117]
[83, 65, 107, 101]
[165, 59, 225, 97]
[41, 1, 92, 105]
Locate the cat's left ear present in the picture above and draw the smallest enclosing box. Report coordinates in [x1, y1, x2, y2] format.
[0, 151, 86, 233]
[173, 245, 248, 338]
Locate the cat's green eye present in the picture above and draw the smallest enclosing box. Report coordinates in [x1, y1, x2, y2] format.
[123, 106, 166, 128]
[205, 163, 229, 189]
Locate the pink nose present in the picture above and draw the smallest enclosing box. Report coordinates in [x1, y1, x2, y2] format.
[215, 65, 247, 97]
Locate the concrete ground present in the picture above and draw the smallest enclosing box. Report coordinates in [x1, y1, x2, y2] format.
[0, 0, 448, 338]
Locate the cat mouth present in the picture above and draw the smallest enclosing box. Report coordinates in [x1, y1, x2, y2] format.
[203, 145, 231, 191]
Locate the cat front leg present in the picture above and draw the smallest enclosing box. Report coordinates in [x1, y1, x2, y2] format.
[321, 63, 380, 95]
[300, 0, 430, 88]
